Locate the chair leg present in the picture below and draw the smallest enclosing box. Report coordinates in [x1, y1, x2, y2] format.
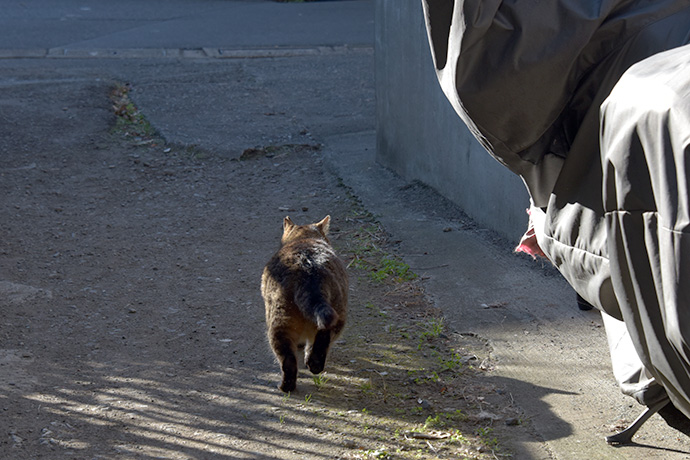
[606, 399, 670, 445]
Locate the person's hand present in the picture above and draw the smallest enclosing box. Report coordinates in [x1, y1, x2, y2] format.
[515, 209, 548, 260]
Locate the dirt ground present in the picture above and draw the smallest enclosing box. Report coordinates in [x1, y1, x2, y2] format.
[0, 80, 548, 459]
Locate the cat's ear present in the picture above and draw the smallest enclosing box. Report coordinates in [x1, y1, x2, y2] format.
[316, 215, 331, 236]
[283, 216, 295, 234]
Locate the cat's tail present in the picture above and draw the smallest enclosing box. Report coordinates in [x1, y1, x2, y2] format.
[310, 302, 339, 330]
[294, 284, 339, 330]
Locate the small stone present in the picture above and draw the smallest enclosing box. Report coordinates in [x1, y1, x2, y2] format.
[10, 433, 24, 445]
[477, 410, 501, 422]
[343, 439, 357, 448]
[443, 227, 452, 232]
[418, 399, 432, 410]
[460, 355, 477, 364]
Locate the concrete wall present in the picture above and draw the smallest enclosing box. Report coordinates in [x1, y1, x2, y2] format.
[374, 0, 529, 242]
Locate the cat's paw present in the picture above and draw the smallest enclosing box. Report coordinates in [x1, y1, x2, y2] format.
[306, 357, 326, 375]
[279, 377, 296, 393]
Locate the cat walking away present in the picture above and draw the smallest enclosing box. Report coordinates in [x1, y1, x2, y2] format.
[261, 216, 348, 392]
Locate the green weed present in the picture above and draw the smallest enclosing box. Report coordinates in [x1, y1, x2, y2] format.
[110, 84, 157, 139]
[423, 410, 467, 430]
[418, 318, 445, 350]
[434, 350, 464, 372]
[477, 426, 500, 450]
[370, 256, 417, 283]
[313, 373, 330, 389]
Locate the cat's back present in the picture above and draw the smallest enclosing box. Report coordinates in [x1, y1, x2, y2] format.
[261, 216, 348, 330]
[263, 237, 346, 290]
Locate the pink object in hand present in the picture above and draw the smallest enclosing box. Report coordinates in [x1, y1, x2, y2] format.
[514, 209, 548, 260]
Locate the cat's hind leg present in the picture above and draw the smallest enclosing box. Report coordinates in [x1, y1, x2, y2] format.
[306, 329, 331, 375]
[270, 330, 298, 392]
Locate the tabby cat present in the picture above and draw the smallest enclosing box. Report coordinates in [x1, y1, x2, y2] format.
[261, 216, 348, 392]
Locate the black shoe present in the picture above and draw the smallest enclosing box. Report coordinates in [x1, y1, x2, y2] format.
[576, 293, 594, 311]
